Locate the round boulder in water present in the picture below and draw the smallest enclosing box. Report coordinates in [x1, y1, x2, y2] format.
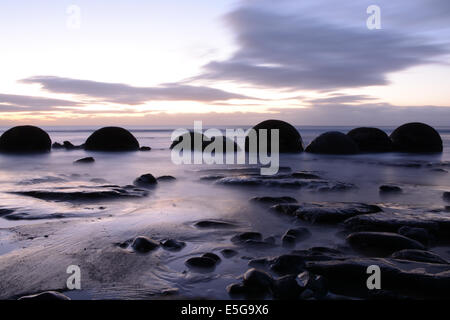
[390, 122, 443, 153]
[306, 131, 359, 154]
[170, 131, 239, 152]
[347, 127, 393, 153]
[245, 120, 303, 153]
[84, 127, 139, 151]
[0, 125, 51, 153]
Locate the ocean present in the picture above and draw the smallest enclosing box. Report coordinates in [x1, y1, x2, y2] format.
[0, 125, 449, 299]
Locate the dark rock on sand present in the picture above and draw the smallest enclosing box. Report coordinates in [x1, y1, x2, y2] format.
[170, 131, 239, 152]
[391, 249, 448, 264]
[194, 220, 236, 229]
[294, 202, 382, 224]
[398, 226, 432, 246]
[250, 196, 297, 204]
[264, 236, 276, 244]
[52, 142, 63, 149]
[131, 236, 160, 253]
[231, 232, 262, 243]
[139, 146, 151, 151]
[243, 268, 274, 292]
[347, 232, 425, 256]
[221, 249, 238, 258]
[282, 235, 296, 248]
[85, 127, 139, 151]
[273, 275, 303, 299]
[343, 211, 450, 240]
[185, 256, 217, 269]
[306, 257, 450, 298]
[226, 283, 247, 295]
[156, 175, 176, 182]
[13, 185, 149, 202]
[270, 255, 306, 275]
[283, 227, 312, 242]
[74, 157, 95, 164]
[379, 185, 402, 194]
[202, 252, 221, 263]
[305, 131, 359, 155]
[18, 291, 70, 300]
[297, 271, 328, 298]
[134, 174, 158, 187]
[390, 122, 443, 153]
[0, 125, 51, 153]
[245, 119, 303, 153]
[347, 127, 393, 153]
[161, 239, 186, 251]
[290, 172, 321, 179]
[443, 192, 450, 202]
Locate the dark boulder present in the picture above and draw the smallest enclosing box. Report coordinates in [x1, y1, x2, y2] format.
[185, 256, 217, 269]
[156, 175, 176, 182]
[131, 236, 160, 253]
[250, 196, 297, 204]
[346, 232, 425, 256]
[243, 268, 274, 291]
[202, 252, 221, 263]
[194, 220, 236, 229]
[231, 232, 262, 243]
[84, 127, 139, 151]
[283, 227, 312, 242]
[161, 239, 186, 251]
[273, 275, 303, 299]
[139, 146, 151, 151]
[398, 226, 432, 246]
[379, 185, 402, 194]
[221, 249, 238, 258]
[170, 131, 239, 152]
[245, 119, 303, 153]
[391, 249, 448, 264]
[443, 192, 450, 202]
[282, 235, 296, 248]
[305, 131, 359, 155]
[0, 125, 51, 153]
[390, 122, 443, 153]
[74, 157, 95, 164]
[134, 174, 158, 187]
[347, 127, 393, 153]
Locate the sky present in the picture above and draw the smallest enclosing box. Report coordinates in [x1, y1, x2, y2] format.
[1, 0, 450, 126]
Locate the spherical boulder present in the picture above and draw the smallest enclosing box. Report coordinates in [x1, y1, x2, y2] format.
[170, 131, 239, 152]
[390, 122, 443, 153]
[305, 131, 359, 154]
[245, 120, 303, 153]
[0, 125, 51, 153]
[347, 127, 393, 153]
[84, 127, 139, 151]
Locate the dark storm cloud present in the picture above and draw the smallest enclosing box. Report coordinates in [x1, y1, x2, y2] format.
[21, 76, 254, 104]
[197, 6, 447, 90]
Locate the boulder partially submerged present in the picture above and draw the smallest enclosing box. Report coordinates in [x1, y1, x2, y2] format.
[347, 127, 393, 153]
[0, 125, 51, 153]
[84, 127, 139, 151]
[245, 119, 303, 153]
[305, 131, 359, 155]
[390, 122, 443, 153]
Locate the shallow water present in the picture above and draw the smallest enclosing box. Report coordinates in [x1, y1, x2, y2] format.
[0, 125, 449, 299]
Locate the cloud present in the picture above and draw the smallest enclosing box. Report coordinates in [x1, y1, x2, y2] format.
[21, 76, 254, 105]
[196, 5, 448, 91]
[0, 93, 81, 111]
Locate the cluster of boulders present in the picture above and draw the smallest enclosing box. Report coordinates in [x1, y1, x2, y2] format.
[0, 126, 151, 154]
[0, 121, 443, 155]
[243, 120, 443, 154]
